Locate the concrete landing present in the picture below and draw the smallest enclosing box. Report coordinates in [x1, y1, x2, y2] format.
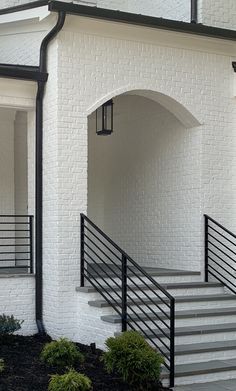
[174, 379, 236, 391]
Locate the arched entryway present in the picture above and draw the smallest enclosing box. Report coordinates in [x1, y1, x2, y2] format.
[87, 89, 201, 272]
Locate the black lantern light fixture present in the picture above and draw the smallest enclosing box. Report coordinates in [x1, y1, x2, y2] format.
[96, 99, 113, 135]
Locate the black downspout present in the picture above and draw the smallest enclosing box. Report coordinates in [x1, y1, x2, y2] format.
[191, 0, 198, 24]
[36, 11, 66, 334]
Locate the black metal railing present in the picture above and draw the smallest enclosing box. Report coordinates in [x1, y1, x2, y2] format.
[0, 215, 34, 273]
[204, 215, 236, 293]
[80, 214, 175, 387]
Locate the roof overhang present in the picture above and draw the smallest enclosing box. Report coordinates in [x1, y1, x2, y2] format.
[0, 0, 236, 41]
[0, 0, 236, 42]
[49, 1, 236, 41]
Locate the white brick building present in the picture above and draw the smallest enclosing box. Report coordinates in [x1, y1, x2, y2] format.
[0, 0, 235, 387]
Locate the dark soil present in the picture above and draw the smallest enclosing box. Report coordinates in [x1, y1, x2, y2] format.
[0, 335, 171, 391]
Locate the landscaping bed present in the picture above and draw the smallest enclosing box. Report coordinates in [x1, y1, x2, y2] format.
[0, 334, 171, 391]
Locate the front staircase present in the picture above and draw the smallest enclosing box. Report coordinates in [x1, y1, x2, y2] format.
[78, 214, 236, 388]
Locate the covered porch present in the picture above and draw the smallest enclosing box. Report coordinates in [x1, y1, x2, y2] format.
[0, 77, 36, 274]
[87, 90, 201, 272]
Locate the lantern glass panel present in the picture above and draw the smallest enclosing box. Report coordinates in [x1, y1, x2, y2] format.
[104, 102, 112, 131]
[96, 105, 103, 132]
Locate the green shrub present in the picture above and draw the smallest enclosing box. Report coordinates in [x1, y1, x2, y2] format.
[0, 359, 5, 373]
[0, 314, 23, 336]
[41, 338, 84, 370]
[102, 331, 164, 390]
[48, 369, 92, 391]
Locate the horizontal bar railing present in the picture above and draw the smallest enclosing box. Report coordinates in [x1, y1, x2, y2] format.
[80, 213, 175, 387]
[204, 215, 236, 293]
[0, 215, 34, 273]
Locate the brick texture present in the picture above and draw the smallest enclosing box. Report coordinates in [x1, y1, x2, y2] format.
[0, 275, 36, 335]
[39, 19, 236, 342]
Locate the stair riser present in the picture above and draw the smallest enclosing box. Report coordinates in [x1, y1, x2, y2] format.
[125, 314, 236, 329]
[105, 298, 236, 314]
[175, 299, 236, 310]
[105, 286, 224, 300]
[92, 274, 202, 286]
[163, 369, 236, 386]
[176, 349, 236, 365]
[155, 330, 236, 346]
[89, 298, 236, 314]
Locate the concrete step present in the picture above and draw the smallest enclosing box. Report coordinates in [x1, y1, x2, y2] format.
[88, 293, 236, 311]
[138, 322, 236, 346]
[173, 340, 236, 365]
[77, 281, 224, 298]
[101, 307, 236, 327]
[87, 266, 202, 285]
[77, 281, 222, 293]
[162, 358, 236, 386]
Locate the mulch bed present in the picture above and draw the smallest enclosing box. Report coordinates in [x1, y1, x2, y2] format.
[0, 334, 171, 391]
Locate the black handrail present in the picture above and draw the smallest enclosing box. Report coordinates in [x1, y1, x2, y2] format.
[204, 215, 236, 293]
[80, 214, 175, 387]
[0, 215, 34, 273]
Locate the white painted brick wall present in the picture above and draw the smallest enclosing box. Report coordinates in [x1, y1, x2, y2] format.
[0, 0, 35, 7]
[1, 0, 235, 29]
[199, 0, 236, 30]
[0, 31, 46, 66]
[3, 0, 232, 27]
[40, 17, 236, 343]
[0, 0, 190, 21]
[0, 0, 235, 68]
[97, 0, 190, 21]
[0, 275, 36, 335]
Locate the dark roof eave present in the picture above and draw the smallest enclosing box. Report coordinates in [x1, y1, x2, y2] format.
[0, 0, 48, 15]
[0, 64, 48, 82]
[49, 1, 236, 41]
[0, 0, 236, 41]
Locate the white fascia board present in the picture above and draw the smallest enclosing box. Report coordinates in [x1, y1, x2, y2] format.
[0, 78, 36, 110]
[0, 5, 50, 26]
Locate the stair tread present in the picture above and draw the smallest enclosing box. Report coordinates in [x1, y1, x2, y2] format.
[88, 265, 201, 278]
[76, 281, 222, 293]
[174, 340, 236, 355]
[88, 293, 236, 308]
[114, 323, 236, 340]
[132, 322, 236, 339]
[101, 307, 236, 323]
[162, 358, 236, 378]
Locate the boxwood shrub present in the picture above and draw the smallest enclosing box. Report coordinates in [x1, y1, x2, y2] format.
[102, 330, 164, 390]
[48, 369, 92, 391]
[41, 338, 84, 370]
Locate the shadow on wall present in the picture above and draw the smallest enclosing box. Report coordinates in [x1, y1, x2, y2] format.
[87, 90, 201, 272]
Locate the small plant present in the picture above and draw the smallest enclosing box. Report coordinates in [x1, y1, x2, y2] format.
[0, 314, 23, 336]
[0, 359, 5, 373]
[48, 369, 92, 391]
[41, 338, 84, 370]
[102, 331, 164, 390]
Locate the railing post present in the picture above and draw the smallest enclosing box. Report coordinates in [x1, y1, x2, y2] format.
[204, 215, 208, 282]
[121, 254, 127, 332]
[80, 214, 85, 287]
[29, 216, 34, 274]
[170, 297, 175, 388]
